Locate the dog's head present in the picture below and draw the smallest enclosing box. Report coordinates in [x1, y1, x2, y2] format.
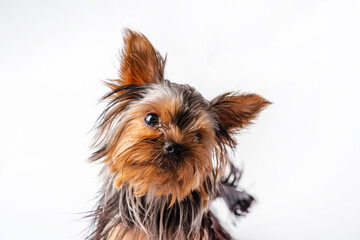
[91, 29, 270, 205]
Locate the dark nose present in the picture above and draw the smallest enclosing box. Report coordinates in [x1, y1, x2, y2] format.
[163, 141, 181, 157]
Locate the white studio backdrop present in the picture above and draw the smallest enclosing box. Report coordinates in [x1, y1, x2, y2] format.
[1, 0, 359, 239]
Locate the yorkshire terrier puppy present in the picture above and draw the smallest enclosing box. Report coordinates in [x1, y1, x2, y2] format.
[88, 29, 270, 240]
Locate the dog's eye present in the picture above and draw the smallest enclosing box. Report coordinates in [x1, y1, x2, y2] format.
[145, 113, 159, 126]
[195, 133, 202, 143]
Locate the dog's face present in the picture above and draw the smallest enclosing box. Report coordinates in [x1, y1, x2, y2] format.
[92, 30, 270, 205]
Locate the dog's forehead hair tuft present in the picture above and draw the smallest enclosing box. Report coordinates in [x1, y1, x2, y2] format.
[139, 81, 214, 129]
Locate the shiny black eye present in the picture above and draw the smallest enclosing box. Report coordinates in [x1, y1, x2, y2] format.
[144, 113, 159, 126]
[195, 133, 202, 143]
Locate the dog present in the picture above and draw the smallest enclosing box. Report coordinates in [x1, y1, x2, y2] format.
[87, 29, 270, 240]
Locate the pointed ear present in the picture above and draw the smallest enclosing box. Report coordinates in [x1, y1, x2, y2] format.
[211, 92, 271, 132]
[111, 29, 166, 88]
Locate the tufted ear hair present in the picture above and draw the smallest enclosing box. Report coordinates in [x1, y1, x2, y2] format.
[211, 92, 271, 134]
[108, 29, 166, 89]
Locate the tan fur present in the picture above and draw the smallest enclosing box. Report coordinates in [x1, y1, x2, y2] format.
[105, 91, 216, 205]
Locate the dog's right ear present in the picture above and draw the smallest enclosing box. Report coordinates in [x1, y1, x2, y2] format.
[108, 29, 166, 89]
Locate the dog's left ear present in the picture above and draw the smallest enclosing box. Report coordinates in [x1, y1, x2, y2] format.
[211, 92, 271, 133]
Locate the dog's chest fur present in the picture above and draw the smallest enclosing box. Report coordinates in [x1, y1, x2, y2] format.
[90, 171, 229, 240]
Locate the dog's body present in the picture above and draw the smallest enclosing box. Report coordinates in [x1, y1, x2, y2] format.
[88, 29, 270, 240]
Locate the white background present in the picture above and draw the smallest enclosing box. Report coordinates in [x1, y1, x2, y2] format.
[1, 0, 359, 239]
